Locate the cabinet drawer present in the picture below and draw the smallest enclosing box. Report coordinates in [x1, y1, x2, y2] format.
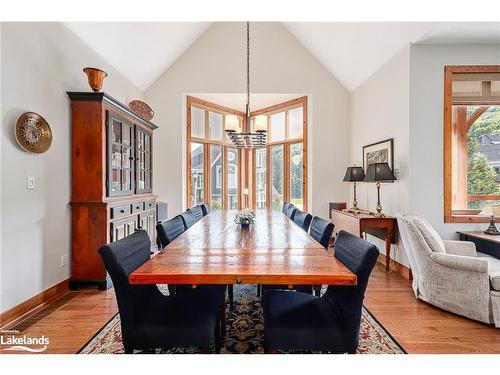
[132, 201, 145, 213]
[145, 200, 155, 210]
[111, 204, 131, 219]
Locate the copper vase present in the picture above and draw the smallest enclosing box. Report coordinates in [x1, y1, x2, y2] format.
[83, 67, 108, 92]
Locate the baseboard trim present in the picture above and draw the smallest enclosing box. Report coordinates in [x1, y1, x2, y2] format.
[0, 278, 70, 329]
[377, 253, 413, 280]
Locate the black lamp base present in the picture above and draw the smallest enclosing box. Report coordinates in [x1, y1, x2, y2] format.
[485, 216, 500, 235]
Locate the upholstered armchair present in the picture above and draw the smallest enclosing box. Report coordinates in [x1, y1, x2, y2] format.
[397, 214, 500, 328]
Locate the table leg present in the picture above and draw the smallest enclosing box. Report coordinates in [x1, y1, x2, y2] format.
[385, 232, 393, 272]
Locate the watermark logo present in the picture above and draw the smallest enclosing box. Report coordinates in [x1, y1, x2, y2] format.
[0, 330, 49, 353]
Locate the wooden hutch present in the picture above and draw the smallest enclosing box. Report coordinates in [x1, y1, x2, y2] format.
[68, 92, 158, 290]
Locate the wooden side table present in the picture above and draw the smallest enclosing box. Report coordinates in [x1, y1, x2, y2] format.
[330, 209, 398, 271]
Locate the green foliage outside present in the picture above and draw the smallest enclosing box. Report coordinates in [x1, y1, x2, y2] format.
[271, 146, 284, 211]
[467, 107, 500, 209]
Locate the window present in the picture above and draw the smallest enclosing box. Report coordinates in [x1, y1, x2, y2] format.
[187, 96, 244, 209]
[444, 66, 500, 222]
[250, 97, 308, 211]
[190, 142, 204, 207]
[211, 145, 223, 209]
[255, 148, 267, 209]
[290, 143, 304, 210]
[227, 148, 239, 209]
[270, 145, 285, 210]
[187, 96, 307, 211]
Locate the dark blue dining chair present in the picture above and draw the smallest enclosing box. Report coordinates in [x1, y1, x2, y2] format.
[201, 203, 210, 216]
[286, 204, 297, 221]
[156, 215, 192, 295]
[180, 210, 196, 229]
[293, 209, 312, 232]
[188, 205, 204, 222]
[98, 230, 222, 353]
[156, 215, 185, 248]
[310, 216, 334, 249]
[263, 230, 379, 353]
[308, 216, 335, 296]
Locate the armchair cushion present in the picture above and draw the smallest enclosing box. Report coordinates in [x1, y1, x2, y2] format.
[444, 240, 477, 257]
[479, 254, 500, 291]
[410, 216, 445, 253]
[430, 252, 488, 273]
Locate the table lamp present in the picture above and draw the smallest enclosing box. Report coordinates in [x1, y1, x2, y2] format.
[343, 166, 365, 210]
[479, 204, 500, 235]
[363, 162, 396, 215]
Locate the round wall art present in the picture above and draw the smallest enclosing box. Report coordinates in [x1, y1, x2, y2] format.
[15, 112, 53, 153]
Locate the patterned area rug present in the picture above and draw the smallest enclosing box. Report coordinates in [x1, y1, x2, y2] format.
[79, 285, 405, 354]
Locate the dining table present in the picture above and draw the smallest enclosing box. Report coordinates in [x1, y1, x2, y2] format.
[129, 210, 357, 287]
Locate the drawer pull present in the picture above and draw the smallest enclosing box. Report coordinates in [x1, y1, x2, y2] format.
[120, 209, 125, 213]
[236, 277, 242, 284]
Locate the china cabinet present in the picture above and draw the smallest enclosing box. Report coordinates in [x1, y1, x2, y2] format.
[68, 92, 158, 289]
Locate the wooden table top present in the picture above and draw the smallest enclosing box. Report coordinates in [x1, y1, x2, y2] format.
[129, 211, 357, 286]
[457, 231, 500, 244]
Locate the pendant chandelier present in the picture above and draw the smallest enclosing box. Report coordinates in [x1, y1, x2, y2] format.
[224, 22, 268, 148]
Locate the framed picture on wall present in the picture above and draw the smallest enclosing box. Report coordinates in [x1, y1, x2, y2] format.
[362, 138, 394, 171]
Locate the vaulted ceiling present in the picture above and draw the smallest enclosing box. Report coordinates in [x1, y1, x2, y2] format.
[65, 22, 500, 92]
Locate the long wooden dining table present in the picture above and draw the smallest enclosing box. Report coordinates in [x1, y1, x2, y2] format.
[129, 210, 357, 286]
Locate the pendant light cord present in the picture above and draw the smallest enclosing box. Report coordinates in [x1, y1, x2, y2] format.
[246, 21, 250, 118]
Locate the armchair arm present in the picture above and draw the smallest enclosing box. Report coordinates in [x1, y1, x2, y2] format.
[430, 252, 487, 273]
[444, 240, 477, 257]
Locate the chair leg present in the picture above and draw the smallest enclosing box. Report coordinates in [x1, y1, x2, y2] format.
[256, 284, 261, 297]
[228, 284, 234, 310]
[220, 298, 226, 337]
[215, 321, 222, 353]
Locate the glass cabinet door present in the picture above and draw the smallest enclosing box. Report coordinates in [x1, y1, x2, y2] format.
[108, 112, 134, 196]
[135, 127, 153, 194]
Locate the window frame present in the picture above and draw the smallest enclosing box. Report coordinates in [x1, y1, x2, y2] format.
[443, 65, 500, 223]
[250, 96, 308, 211]
[187, 96, 245, 210]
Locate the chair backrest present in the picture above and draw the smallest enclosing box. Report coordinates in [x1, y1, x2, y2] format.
[201, 203, 210, 216]
[188, 205, 204, 222]
[180, 210, 196, 229]
[323, 230, 379, 347]
[293, 209, 312, 232]
[286, 204, 297, 220]
[156, 215, 185, 248]
[310, 216, 334, 249]
[98, 230, 162, 339]
[282, 202, 290, 214]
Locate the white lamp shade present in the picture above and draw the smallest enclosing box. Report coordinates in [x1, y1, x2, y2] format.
[224, 115, 240, 132]
[479, 204, 500, 216]
[254, 115, 268, 132]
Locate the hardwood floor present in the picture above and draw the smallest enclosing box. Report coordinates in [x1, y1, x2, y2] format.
[1, 266, 499, 354]
[364, 264, 500, 354]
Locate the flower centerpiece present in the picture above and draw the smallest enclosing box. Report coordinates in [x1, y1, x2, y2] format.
[234, 209, 256, 228]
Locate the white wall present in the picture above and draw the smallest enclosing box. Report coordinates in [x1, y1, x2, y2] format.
[350, 46, 410, 265]
[0, 22, 143, 312]
[145, 22, 351, 219]
[409, 44, 500, 239]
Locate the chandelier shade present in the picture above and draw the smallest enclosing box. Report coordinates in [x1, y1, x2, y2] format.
[224, 115, 241, 133]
